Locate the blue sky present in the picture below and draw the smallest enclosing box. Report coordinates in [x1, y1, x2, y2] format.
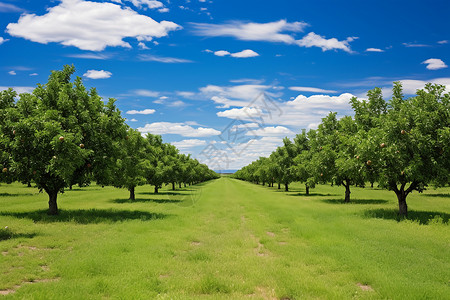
[1, 0, 449, 170]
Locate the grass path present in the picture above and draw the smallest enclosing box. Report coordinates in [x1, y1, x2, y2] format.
[0, 177, 449, 299]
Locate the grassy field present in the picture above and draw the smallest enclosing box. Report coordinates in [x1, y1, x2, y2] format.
[0, 177, 449, 299]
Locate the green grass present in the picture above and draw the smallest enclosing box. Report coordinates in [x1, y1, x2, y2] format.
[0, 178, 449, 299]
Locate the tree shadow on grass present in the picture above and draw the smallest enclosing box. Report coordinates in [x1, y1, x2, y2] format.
[0, 193, 35, 197]
[1, 232, 37, 242]
[322, 198, 389, 204]
[112, 198, 182, 204]
[363, 208, 450, 225]
[287, 192, 340, 197]
[139, 192, 183, 196]
[421, 193, 450, 198]
[0, 209, 168, 224]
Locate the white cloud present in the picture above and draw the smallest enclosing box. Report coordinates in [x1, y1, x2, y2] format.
[172, 139, 207, 149]
[191, 20, 308, 44]
[249, 126, 294, 137]
[397, 78, 450, 94]
[365, 48, 384, 52]
[214, 50, 230, 56]
[127, 0, 164, 9]
[199, 136, 284, 170]
[212, 49, 259, 58]
[213, 49, 259, 58]
[66, 53, 113, 59]
[177, 91, 196, 98]
[126, 109, 156, 114]
[8, 71, 16, 75]
[191, 20, 355, 52]
[422, 58, 447, 70]
[231, 49, 259, 58]
[138, 42, 149, 49]
[29, 73, 38, 76]
[0, 86, 34, 94]
[289, 86, 337, 93]
[200, 84, 279, 108]
[0, 2, 23, 12]
[158, 8, 169, 13]
[0, 37, 9, 45]
[437, 40, 448, 44]
[6, 0, 181, 51]
[217, 92, 355, 127]
[138, 122, 220, 137]
[296, 32, 355, 53]
[83, 70, 112, 79]
[130, 118, 138, 122]
[139, 54, 193, 63]
[168, 100, 186, 107]
[217, 107, 263, 118]
[134, 89, 160, 97]
[402, 42, 430, 48]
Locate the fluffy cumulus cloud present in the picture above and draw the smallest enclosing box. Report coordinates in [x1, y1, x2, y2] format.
[216, 92, 355, 128]
[126, 108, 156, 114]
[83, 70, 112, 79]
[191, 20, 355, 52]
[296, 32, 355, 52]
[0, 86, 34, 94]
[172, 139, 207, 149]
[198, 136, 285, 170]
[6, 0, 181, 51]
[137, 122, 220, 137]
[212, 49, 259, 58]
[422, 58, 448, 70]
[397, 78, 450, 94]
[200, 84, 280, 108]
[249, 126, 294, 137]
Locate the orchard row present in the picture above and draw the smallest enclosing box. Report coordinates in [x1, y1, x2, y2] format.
[234, 82, 449, 216]
[0, 66, 218, 215]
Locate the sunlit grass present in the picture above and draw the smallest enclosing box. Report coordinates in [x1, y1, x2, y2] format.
[0, 179, 449, 299]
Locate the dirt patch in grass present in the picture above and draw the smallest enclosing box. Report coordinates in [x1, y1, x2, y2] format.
[357, 283, 374, 291]
[190, 241, 201, 246]
[0, 278, 60, 295]
[266, 231, 275, 237]
[247, 286, 277, 299]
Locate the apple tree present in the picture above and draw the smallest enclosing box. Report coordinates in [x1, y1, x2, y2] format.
[8, 65, 127, 215]
[358, 83, 449, 215]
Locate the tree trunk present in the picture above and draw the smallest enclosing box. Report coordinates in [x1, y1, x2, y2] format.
[278, 183, 281, 189]
[371, 182, 374, 188]
[69, 185, 72, 190]
[285, 183, 289, 192]
[344, 182, 351, 203]
[129, 187, 135, 200]
[48, 191, 58, 215]
[154, 186, 159, 194]
[179, 182, 182, 188]
[395, 190, 408, 216]
[305, 184, 309, 195]
[184, 183, 186, 187]
[27, 182, 32, 188]
[172, 182, 175, 190]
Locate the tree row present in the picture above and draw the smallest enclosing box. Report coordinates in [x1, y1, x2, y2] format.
[0, 65, 218, 215]
[234, 83, 449, 216]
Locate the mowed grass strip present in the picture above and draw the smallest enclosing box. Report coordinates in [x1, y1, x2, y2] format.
[0, 177, 449, 299]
